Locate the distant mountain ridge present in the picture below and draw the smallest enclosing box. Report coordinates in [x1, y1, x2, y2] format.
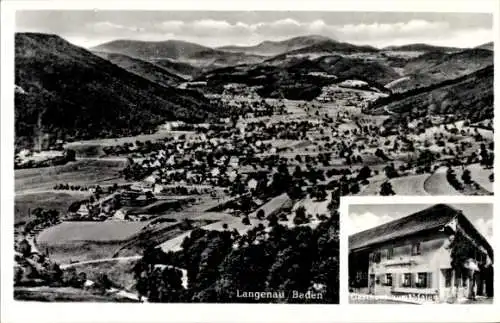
[383, 43, 463, 52]
[15, 32, 217, 150]
[218, 35, 333, 56]
[92, 39, 210, 60]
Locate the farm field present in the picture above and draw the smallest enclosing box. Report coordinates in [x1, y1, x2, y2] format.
[389, 174, 430, 195]
[250, 193, 292, 218]
[292, 192, 331, 217]
[15, 192, 87, 225]
[423, 167, 461, 196]
[64, 131, 194, 149]
[468, 164, 493, 193]
[38, 221, 149, 243]
[37, 221, 149, 263]
[357, 173, 430, 196]
[15, 159, 126, 192]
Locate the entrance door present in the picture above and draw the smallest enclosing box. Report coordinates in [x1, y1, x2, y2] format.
[369, 274, 375, 294]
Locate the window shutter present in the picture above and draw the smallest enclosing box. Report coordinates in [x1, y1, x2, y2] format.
[427, 272, 432, 288]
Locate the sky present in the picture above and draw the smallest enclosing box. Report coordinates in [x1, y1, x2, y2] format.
[15, 11, 493, 49]
[348, 203, 493, 245]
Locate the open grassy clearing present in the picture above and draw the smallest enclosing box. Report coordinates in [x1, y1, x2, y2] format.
[357, 173, 429, 196]
[15, 159, 126, 192]
[15, 192, 87, 225]
[292, 193, 331, 217]
[38, 240, 126, 264]
[453, 166, 492, 196]
[250, 193, 292, 218]
[468, 164, 493, 193]
[423, 167, 461, 196]
[38, 221, 149, 243]
[37, 221, 149, 263]
[64, 131, 194, 148]
[389, 174, 430, 195]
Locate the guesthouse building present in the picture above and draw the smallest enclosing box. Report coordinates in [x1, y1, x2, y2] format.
[349, 204, 493, 302]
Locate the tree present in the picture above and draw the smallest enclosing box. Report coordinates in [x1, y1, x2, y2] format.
[315, 186, 327, 201]
[383, 164, 399, 179]
[417, 149, 435, 167]
[293, 206, 309, 225]
[374, 149, 389, 161]
[95, 273, 113, 293]
[68, 201, 82, 213]
[461, 169, 472, 185]
[145, 191, 155, 200]
[14, 266, 24, 285]
[379, 181, 395, 196]
[242, 216, 251, 226]
[18, 239, 32, 257]
[256, 209, 265, 220]
[349, 183, 360, 194]
[357, 166, 371, 181]
[64, 149, 76, 161]
[240, 195, 253, 213]
[267, 213, 278, 226]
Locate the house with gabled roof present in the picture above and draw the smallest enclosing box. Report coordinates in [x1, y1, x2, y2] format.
[349, 204, 493, 302]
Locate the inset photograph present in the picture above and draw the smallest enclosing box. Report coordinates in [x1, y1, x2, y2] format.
[348, 202, 493, 304]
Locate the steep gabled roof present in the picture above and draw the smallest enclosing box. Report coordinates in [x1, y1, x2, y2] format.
[349, 204, 459, 251]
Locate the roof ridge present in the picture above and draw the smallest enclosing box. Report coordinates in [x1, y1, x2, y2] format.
[349, 204, 458, 251]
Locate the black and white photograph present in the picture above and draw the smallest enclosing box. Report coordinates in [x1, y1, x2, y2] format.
[4, 2, 496, 312]
[348, 202, 494, 304]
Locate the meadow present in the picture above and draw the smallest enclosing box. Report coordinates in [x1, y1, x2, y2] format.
[15, 159, 127, 192]
[15, 191, 88, 225]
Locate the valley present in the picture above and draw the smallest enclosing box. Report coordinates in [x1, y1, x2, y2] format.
[13, 32, 494, 303]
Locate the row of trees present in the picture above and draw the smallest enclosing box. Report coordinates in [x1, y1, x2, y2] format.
[23, 208, 61, 234]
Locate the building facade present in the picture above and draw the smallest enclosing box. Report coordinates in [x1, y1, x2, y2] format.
[349, 204, 493, 303]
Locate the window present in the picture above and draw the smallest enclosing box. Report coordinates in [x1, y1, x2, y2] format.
[387, 248, 394, 260]
[416, 272, 432, 288]
[385, 273, 393, 286]
[444, 269, 452, 288]
[411, 242, 421, 255]
[370, 251, 381, 263]
[402, 273, 412, 287]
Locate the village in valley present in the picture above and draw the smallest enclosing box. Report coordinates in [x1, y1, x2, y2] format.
[13, 10, 494, 304]
[15, 79, 494, 302]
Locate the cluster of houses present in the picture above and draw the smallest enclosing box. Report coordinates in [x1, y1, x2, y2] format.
[316, 83, 387, 106]
[68, 188, 157, 222]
